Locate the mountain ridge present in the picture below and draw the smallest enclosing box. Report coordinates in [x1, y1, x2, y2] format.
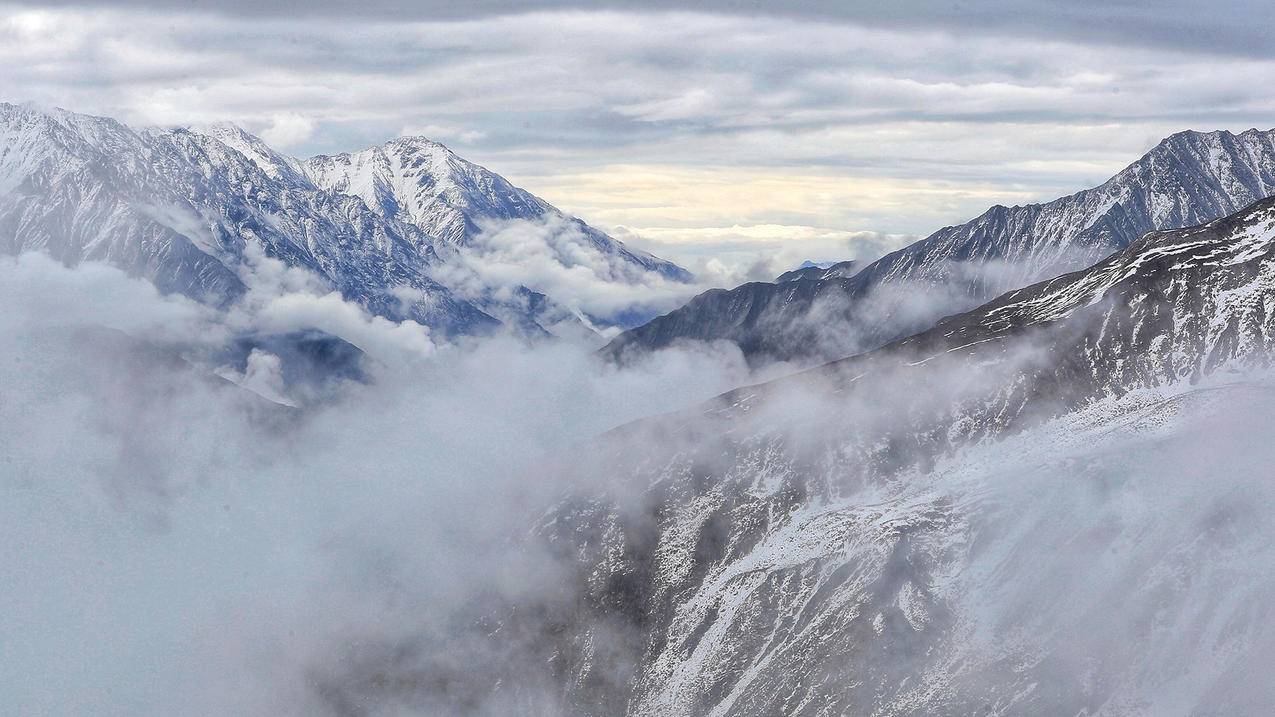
[0, 102, 689, 338]
[603, 126, 1275, 366]
[302, 135, 690, 279]
[504, 193, 1275, 716]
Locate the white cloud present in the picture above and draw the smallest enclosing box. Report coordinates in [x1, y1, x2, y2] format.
[254, 290, 437, 361]
[610, 224, 916, 285]
[3, 5, 1274, 242]
[0, 251, 759, 715]
[216, 348, 294, 406]
[0, 252, 214, 340]
[258, 112, 315, 148]
[400, 122, 487, 144]
[432, 214, 702, 324]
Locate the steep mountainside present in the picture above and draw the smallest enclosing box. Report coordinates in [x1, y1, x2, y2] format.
[599, 277, 872, 362]
[0, 103, 496, 333]
[775, 259, 858, 283]
[0, 103, 687, 337]
[605, 128, 1275, 365]
[541, 196, 1275, 715]
[326, 197, 1275, 715]
[303, 138, 690, 280]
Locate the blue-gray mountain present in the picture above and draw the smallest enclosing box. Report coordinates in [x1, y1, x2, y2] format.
[0, 103, 688, 338]
[603, 128, 1275, 365]
[775, 259, 858, 283]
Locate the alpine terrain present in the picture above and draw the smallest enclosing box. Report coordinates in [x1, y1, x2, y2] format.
[604, 128, 1275, 366]
[11, 4, 1275, 717]
[0, 103, 688, 339]
[315, 196, 1275, 715]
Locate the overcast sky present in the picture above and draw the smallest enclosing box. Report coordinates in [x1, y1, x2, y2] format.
[5, 0, 1275, 273]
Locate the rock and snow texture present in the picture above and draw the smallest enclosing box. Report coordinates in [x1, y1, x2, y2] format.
[573, 380, 1275, 717]
[303, 137, 688, 278]
[605, 127, 1275, 365]
[422, 197, 1275, 716]
[0, 102, 688, 337]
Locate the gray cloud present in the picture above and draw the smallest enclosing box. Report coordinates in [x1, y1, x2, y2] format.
[0, 252, 764, 714]
[4, 2, 1274, 266]
[11, 0, 1275, 57]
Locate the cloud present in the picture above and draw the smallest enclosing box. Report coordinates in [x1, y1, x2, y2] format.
[253, 290, 437, 360]
[610, 224, 916, 286]
[0, 251, 760, 715]
[11, 1, 1275, 58]
[212, 245, 438, 364]
[400, 121, 487, 144]
[258, 111, 315, 148]
[0, 252, 214, 340]
[4, 4, 1275, 251]
[432, 214, 703, 326]
[216, 348, 294, 406]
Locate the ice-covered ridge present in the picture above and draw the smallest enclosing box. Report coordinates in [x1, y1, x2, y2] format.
[0, 103, 689, 335]
[302, 135, 688, 280]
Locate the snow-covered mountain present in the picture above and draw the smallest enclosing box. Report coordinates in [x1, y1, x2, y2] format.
[604, 128, 1275, 365]
[302, 137, 688, 285]
[0, 103, 687, 338]
[341, 197, 1275, 714]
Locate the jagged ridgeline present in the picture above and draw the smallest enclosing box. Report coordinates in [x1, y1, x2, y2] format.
[603, 128, 1275, 367]
[315, 199, 1275, 714]
[0, 103, 689, 338]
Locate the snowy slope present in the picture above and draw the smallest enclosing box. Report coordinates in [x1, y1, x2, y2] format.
[605, 128, 1275, 365]
[303, 137, 690, 280]
[448, 197, 1275, 716]
[0, 103, 689, 337]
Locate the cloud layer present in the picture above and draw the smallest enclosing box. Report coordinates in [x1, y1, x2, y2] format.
[5, 3, 1275, 271]
[0, 252, 765, 715]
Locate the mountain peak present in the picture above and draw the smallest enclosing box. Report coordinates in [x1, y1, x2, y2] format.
[1, 102, 136, 145]
[302, 132, 553, 246]
[192, 121, 308, 183]
[1150, 126, 1275, 153]
[385, 134, 453, 152]
[605, 125, 1275, 367]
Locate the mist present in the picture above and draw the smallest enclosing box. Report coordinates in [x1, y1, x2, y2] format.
[0, 252, 758, 716]
[5, 222, 1275, 715]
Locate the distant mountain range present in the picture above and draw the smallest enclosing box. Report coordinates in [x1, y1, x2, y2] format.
[775, 259, 859, 283]
[0, 103, 688, 339]
[603, 127, 1275, 365]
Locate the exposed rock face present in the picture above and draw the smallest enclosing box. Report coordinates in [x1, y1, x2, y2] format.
[303, 137, 690, 285]
[605, 128, 1275, 366]
[393, 198, 1275, 716]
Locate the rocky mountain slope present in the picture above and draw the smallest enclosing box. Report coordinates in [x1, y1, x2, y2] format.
[327, 197, 1275, 715]
[0, 103, 686, 338]
[775, 259, 858, 283]
[548, 195, 1275, 715]
[604, 128, 1275, 365]
[303, 137, 688, 282]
